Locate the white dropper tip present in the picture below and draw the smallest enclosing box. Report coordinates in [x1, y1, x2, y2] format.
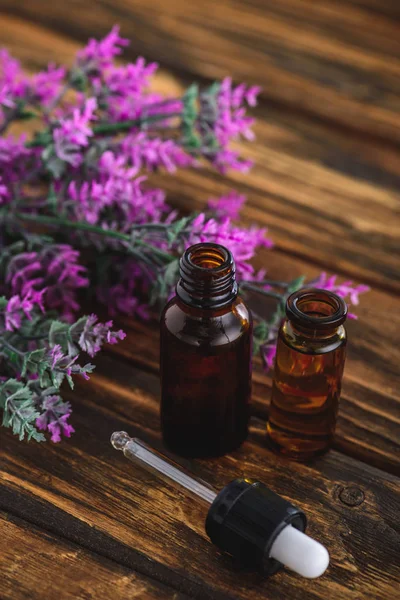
[269, 525, 329, 578]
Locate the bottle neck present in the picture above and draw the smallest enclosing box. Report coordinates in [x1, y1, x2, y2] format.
[285, 288, 347, 339]
[176, 243, 238, 310]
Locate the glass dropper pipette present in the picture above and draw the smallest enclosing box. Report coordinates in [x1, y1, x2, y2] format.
[111, 431, 329, 579]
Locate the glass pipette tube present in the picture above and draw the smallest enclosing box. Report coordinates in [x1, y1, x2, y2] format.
[111, 431, 217, 504]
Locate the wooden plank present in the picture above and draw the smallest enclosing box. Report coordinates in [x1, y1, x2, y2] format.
[105, 247, 400, 475]
[1, 511, 187, 600]
[0, 14, 399, 470]
[1, 356, 399, 600]
[345, 0, 400, 20]
[3, 0, 400, 141]
[150, 149, 400, 292]
[1, 16, 399, 292]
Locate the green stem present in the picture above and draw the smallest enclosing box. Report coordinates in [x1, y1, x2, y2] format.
[240, 281, 284, 301]
[14, 212, 174, 262]
[26, 112, 183, 148]
[92, 112, 182, 135]
[249, 279, 290, 288]
[1, 338, 26, 357]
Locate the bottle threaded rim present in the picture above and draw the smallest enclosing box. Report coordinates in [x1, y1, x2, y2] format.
[286, 288, 347, 330]
[177, 243, 237, 309]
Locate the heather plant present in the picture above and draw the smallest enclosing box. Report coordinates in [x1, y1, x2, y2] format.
[0, 27, 368, 442]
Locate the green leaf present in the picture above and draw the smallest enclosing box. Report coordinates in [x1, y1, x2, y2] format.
[49, 320, 70, 349]
[182, 130, 202, 150]
[18, 109, 37, 121]
[206, 82, 220, 97]
[0, 379, 45, 442]
[287, 276, 305, 294]
[50, 369, 65, 389]
[252, 320, 270, 355]
[167, 217, 190, 245]
[70, 69, 88, 91]
[21, 348, 47, 378]
[149, 259, 179, 306]
[47, 183, 58, 212]
[46, 156, 66, 179]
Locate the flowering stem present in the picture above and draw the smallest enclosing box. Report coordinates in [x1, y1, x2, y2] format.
[1, 338, 26, 357]
[25, 112, 183, 148]
[240, 281, 284, 301]
[251, 279, 290, 288]
[92, 112, 182, 135]
[14, 212, 174, 262]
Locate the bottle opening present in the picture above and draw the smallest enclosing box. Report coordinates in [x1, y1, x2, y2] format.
[188, 244, 230, 271]
[286, 288, 347, 330]
[177, 243, 237, 309]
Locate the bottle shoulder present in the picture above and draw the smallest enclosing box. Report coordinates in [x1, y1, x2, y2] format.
[161, 295, 252, 347]
[280, 321, 346, 355]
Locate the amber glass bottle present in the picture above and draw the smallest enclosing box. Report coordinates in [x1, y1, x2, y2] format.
[160, 243, 252, 458]
[266, 288, 347, 460]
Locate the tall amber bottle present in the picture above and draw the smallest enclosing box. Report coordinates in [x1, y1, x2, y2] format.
[160, 243, 252, 458]
[266, 288, 347, 460]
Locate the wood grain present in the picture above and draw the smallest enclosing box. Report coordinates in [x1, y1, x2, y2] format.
[0, 5, 399, 600]
[0, 14, 399, 291]
[3, 0, 400, 141]
[1, 356, 399, 600]
[1, 511, 186, 600]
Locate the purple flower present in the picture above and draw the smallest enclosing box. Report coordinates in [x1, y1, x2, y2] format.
[53, 97, 97, 167]
[215, 78, 258, 145]
[121, 133, 194, 174]
[44, 344, 94, 383]
[36, 395, 75, 443]
[188, 213, 273, 280]
[0, 134, 29, 164]
[0, 49, 29, 115]
[97, 258, 151, 318]
[0, 135, 35, 196]
[68, 152, 169, 228]
[49, 344, 65, 369]
[0, 175, 9, 204]
[32, 64, 66, 107]
[261, 344, 277, 370]
[107, 92, 182, 123]
[6, 244, 88, 319]
[104, 57, 158, 96]
[195, 78, 259, 172]
[310, 272, 369, 319]
[76, 26, 129, 72]
[4, 290, 46, 331]
[208, 192, 245, 220]
[48, 416, 75, 443]
[212, 149, 253, 174]
[78, 314, 126, 357]
[0, 84, 14, 109]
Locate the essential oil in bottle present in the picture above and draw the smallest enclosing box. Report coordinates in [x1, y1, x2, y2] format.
[160, 242, 252, 458]
[266, 288, 347, 460]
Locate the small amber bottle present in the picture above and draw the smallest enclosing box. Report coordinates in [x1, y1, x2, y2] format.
[266, 288, 347, 460]
[160, 242, 252, 458]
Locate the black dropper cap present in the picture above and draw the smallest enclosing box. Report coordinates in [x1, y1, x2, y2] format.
[206, 478, 307, 575]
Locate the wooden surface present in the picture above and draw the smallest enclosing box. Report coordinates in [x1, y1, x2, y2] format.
[1, 512, 186, 600]
[0, 2, 399, 599]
